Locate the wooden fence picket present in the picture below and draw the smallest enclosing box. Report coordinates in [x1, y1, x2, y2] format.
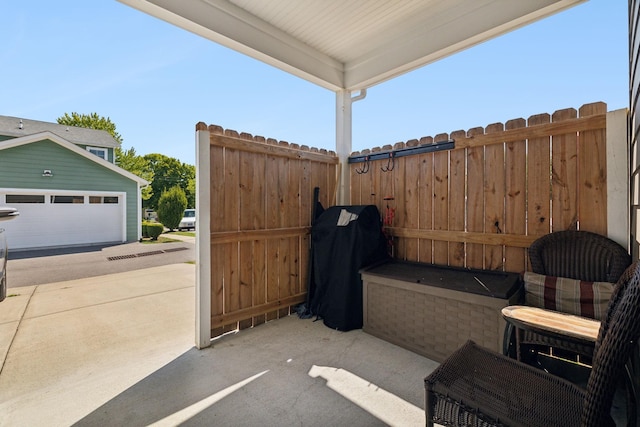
[418, 137, 434, 263]
[578, 102, 607, 235]
[449, 130, 466, 267]
[484, 122, 505, 270]
[527, 113, 552, 237]
[210, 140, 226, 338]
[403, 139, 420, 261]
[504, 118, 527, 273]
[433, 133, 450, 265]
[551, 108, 579, 232]
[466, 127, 485, 269]
[389, 151, 405, 259]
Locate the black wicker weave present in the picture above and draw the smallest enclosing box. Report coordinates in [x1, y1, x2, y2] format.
[425, 262, 640, 427]
[515, 230, 631, 365]
[528, 230, 630, 282]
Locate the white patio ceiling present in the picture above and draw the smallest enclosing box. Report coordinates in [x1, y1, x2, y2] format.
[117, 0, 586, 92]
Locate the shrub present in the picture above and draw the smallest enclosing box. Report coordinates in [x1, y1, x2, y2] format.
[142, 221, 150, 238]
[156, 186, 187, 231]
[142, 221, 164, 240]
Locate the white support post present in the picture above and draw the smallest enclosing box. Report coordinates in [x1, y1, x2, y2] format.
[195, 128, 212, 349]
[336, 90, 355, 205]
[606, 108, 630, 250]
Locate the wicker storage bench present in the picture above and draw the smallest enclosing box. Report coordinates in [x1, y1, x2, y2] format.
[361, 260, 522, 362]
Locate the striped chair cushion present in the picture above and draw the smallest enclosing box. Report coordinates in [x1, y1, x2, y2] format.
[524, 272, 614, 320]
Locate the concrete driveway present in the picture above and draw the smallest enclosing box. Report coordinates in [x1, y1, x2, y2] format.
[0, 263, 197, 426]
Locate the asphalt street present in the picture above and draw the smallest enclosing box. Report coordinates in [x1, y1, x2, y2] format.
[6, 236, 195, 288]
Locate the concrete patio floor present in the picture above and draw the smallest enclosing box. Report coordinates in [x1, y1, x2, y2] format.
[0, 263, 437, 426]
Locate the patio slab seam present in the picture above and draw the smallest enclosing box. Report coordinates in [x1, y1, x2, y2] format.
[0, 285, 37, 376]
[24, 283, 194, 321]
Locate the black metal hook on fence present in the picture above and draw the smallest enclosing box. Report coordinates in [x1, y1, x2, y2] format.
[381, 152, 395, 172]
[356, 156, 370, 174]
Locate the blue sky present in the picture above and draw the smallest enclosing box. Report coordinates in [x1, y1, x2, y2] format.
[1, 0, 628, 166]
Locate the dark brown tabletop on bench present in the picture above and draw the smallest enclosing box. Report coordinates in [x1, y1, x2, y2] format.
[361, 260, 522, 299]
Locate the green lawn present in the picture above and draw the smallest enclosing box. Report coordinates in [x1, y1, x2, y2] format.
[172, 231, 196, 237]
[140, 230, 195, 244]
[141, 236, 182, 244]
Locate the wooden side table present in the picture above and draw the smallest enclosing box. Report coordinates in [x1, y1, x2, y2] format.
[501, 305, 599, 361]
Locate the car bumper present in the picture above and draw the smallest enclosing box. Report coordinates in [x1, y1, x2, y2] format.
[0, 229, 6, 302]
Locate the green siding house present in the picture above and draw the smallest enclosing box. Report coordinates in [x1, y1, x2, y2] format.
[0, 115, 148, 250]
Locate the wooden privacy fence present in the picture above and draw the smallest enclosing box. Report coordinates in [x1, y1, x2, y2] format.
[200, 101, 610, 337]
[199, 123, 338, 338]
[350, 102, 609, 273]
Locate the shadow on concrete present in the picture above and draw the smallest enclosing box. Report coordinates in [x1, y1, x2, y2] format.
[72, 317, 433, 427]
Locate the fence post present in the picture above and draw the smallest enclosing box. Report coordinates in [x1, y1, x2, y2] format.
[195, 124, 212, 349]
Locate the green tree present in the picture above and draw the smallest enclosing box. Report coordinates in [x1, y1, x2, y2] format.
[57, 112, 123, 144]
[115, 146, 153, 201]
[186, 176, 196, 209]
[57, 112, 154, 200]
[156, 186, 187, 231]
[144, 153, 195, 210]
[56, 112, 195, 208]
[183, 166, 195, 208]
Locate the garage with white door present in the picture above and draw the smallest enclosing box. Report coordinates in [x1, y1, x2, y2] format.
[1, 190, 126, 250]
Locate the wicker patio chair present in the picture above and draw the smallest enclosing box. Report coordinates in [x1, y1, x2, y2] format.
[505, 230, 631, 363]
[425, 262, 640, 427]
[528, 230, 630, 283]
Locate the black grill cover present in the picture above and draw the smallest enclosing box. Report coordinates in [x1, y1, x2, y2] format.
[308, 205, 389, 331]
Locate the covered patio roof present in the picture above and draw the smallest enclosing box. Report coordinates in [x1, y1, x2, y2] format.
[117, 0, 585, 92]
[117, 0, 588, 207]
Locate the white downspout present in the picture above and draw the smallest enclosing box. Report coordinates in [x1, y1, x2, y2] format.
[335, 89, 366, 205]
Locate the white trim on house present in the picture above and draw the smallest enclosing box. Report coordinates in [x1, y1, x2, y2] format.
[0, 131, 148, 186]
[86, 145, 108, 160]
[137, 184, 143, 241]
[120, 192, 128, 243]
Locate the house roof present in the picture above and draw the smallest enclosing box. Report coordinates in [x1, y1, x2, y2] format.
[117, 0, 586, 91]
[0, 131, 148, 186]
[0, 115, 120, 149]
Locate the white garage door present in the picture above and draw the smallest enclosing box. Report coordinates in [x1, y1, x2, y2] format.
[1, 190, 125, 250]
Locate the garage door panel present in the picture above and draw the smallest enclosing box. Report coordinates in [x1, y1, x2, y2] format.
[2, 192, 124, 250]
[4, 204, 51, 249]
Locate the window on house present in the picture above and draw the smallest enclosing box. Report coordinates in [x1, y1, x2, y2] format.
[86, 146, 107, 160]
[89, 196, 119, 204]
[51, 195, 84, 204]
[6, 195, 45, 203]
